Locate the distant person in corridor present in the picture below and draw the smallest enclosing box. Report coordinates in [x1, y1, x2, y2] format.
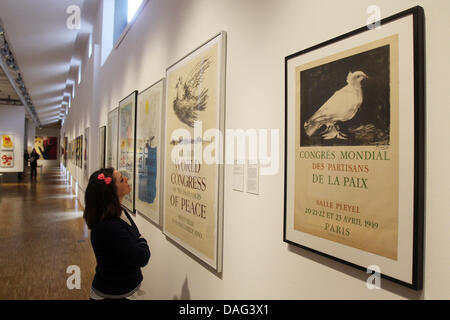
[83, 168, 150, 300]
[29, 148, 39, 179]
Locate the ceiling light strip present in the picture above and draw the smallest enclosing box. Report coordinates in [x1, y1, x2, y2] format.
[0, 59, 40, 127]
[0, 21, 41, 127]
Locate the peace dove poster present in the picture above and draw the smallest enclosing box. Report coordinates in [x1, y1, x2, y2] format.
[163, 32, 226, 271]
[293, 35, 399, 260]
[285, 7, 425, 290]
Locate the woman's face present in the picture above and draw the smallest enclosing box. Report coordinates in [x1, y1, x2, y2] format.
[113, 170, 131, 200]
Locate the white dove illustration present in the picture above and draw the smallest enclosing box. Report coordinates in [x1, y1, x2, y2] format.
[173, 57, 211, 128]
[304, 71, 368, 140]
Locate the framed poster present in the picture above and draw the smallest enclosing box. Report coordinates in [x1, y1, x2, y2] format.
[75, 137, 79, 167]
[76, 135, 83, 169]
[79, 136, 82, 168]
[84, 128, 90, 183]
[284, 7, 424, 290]
[0, 151, 14, 167]
[45, 137, 58, 160]
[74, 139, 77, 164]
[107, 108, 119, 169]
[99, 126, 106, 169]
[34, 136, 45, 159]
[1, 134, 14, 150]
[118, 91, 138, 212]
[163, 31, 227, 271]
[69, 140, 73, 163]
[135, 78, 165, 226]
[74, 138, 77, 166]
[64, 137, 68, 166]
[35, 136, 58, 160]
[70, 140, 74, 163]
[76, 137, 78, 165]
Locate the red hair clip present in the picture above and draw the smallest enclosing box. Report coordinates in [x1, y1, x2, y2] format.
[98, 173, 112, 185]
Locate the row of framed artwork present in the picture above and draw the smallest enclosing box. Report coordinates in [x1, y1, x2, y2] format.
[103, 31, 227, 272]
[2, 134, 58, 168]
[62, 6, 424, 290]
[63, 131, 93, 189]
[66, 135, 83, 169]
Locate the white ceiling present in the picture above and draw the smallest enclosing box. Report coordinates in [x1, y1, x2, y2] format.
[0, 0, 100, 127]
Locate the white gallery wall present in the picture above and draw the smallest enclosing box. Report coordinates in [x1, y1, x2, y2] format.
[0, 105, 25, 173]
[26, 118, 36, 153]
[62, 0, 450, 299]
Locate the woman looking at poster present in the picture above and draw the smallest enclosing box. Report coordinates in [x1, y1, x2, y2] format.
[83, 168, 150, 300]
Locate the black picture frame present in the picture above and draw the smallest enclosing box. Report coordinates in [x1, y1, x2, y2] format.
[284, 6, 424, 290]
[99, 126, 106, 169]
[75, 135, 83, 169]
[118, 90, 138, 213]
[106, 107, 119, 169]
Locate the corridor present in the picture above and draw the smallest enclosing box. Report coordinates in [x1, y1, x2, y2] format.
[0, 166, 95, 299]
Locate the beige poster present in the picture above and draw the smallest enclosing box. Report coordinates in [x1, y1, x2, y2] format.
[0, 151, 14, 167]
[1, 134, 14, 150]
[164, 38, 222, 265]
[118, 93, 136, 213]
[294, 35, 399, 260]
[135, 80, 164, 225]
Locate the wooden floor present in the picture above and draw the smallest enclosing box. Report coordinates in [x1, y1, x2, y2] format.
[0, 166, 95, 300]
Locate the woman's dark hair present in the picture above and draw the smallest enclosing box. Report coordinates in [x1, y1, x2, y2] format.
[83, 168, 121, 229]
